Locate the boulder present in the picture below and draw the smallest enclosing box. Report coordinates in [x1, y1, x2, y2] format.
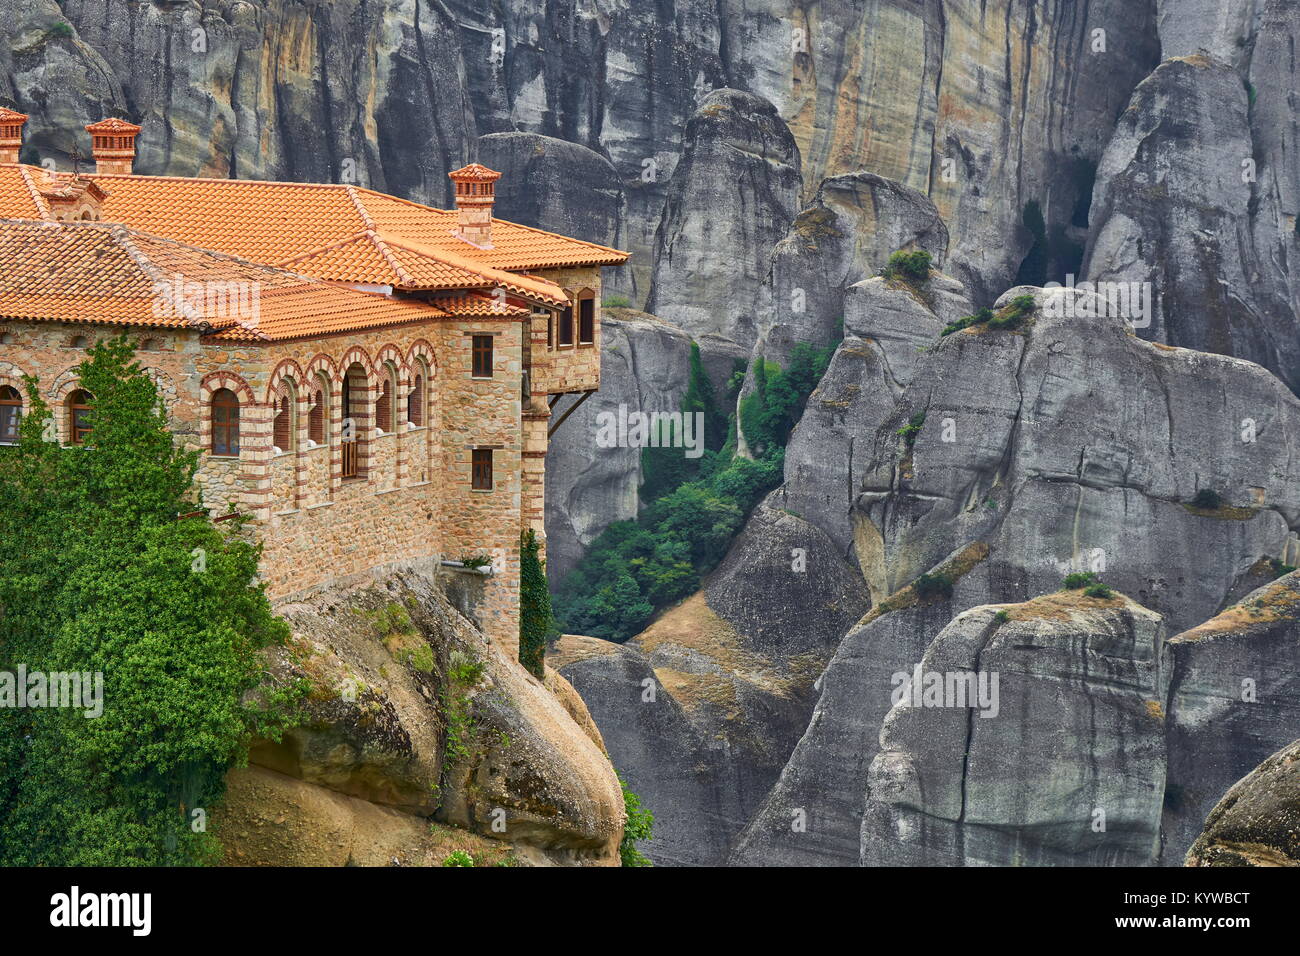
[861, 590, 1170, 866]
[1186, 737, 1300, 867]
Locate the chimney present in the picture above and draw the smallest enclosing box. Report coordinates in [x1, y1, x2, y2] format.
[448, 163, 502, 249]
[85, 117, 142, 175]
[0, 107, 27, 164]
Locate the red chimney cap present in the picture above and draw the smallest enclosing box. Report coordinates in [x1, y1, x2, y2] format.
[85, 117, 142, 135]
[448, 163, 502, 183]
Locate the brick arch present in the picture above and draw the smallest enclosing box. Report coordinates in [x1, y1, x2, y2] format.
[199, 370, 258, 456]
[0, 362, 30, 407]
[337, 345, 376, 386]
[200, 370, 256, 406]
[406, 340, 437, 378]
[49, 366, 87, 405]
[304, 353, 339, 387]
[266, 358, 306, 404]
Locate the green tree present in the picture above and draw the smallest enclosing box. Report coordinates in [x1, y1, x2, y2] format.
[0, 338, 299, 866]
[519, 527, 555, 678]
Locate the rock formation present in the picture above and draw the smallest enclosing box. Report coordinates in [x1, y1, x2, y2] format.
[1186, 737, 1300, 867]
[221, 567, 625, 866]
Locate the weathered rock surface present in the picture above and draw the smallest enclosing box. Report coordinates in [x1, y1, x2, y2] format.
[1084, 54, 1300, 390]
[478, 131, 623, 249]
[237, 567, 624, 865]
[1186, 737, 1300, 866]
[544, 310, 695, 581]
[854, 286, 1300, 635]
[731, 542, 988, 866]
[774, 272, 970, 553]
[556, 502, 869, 865]
[1163, 569, 1300, 861]
[862, 590, 1170, 866]
[647, 88, 801, 345]
[760, 172, 949, 348]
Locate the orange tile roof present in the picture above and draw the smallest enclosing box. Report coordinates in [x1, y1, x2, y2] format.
[65, 171, 627, 274]
[0, 219, 518, 342]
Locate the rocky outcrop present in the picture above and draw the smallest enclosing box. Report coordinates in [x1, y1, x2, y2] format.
[1163, 569, 1300, 861]
[774, 272, 971, 553]
[1084, 55, 1300, 390]
[230, 568, 625, 866]
[862, 590, 1170, 866]
[731, 542, 987, 866]
[556, 502, 869, 865]
[854, 286, 1300, 635]
[1186, 737, 1300, 866]
[760, 172, 949, 348]
[647, 88, 801, 345]
[478, 131, 623, 248]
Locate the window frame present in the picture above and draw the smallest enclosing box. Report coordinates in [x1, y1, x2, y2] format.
[0, 385, 21, 445]
[408, 372, 425, 427]
[577, 289, 596, 345]
[471, 335, 494, 379]
[67, 389, 93, 446]
[210, 388, 240, 457]
[558, 303, 574, 348]
[471, 448, 493, 491]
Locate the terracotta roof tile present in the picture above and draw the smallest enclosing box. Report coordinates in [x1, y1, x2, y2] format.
[0, 219, 467, 341]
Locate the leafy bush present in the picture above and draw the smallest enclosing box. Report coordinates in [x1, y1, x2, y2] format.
[913, 571, 954, 600]
[48, 21, 73, 39]
[442, 850, 474, 867]
[1269, 558, 1297, 579]
[618, 773, 654, 867]
[1190, 488, 1224, 510]
[993, 610, 1011, 624]
[896, 411, 926, 448]
[881, 249, 933, 284]
[602, 295, 631, 308]
[1062, 571, 1099, 590]
[458, 554, 492, 570]
[1084, 582, 1114, 599]
[941, 307, 994, 336]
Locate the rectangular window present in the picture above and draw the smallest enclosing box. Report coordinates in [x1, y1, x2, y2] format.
[0, 406, 19, 445]
[471, 448, 493, 490]
[558, 306, 574, 346]
[578, 297, 595, 344]
[472, 335, 494, 378]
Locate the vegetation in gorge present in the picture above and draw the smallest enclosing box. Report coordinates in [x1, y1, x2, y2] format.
[0, 339, 301, 866]
[554, 340, 834, 643]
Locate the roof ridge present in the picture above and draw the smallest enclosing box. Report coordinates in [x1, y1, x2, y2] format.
[380, 232, 567, 303]
[108, 224, 208, 327]
[15, 165, 50, 218]
[344, 184, 377, 230]
[365, 230, 417, 287]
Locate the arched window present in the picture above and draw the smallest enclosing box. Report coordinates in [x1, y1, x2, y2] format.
[273, 388, 295, 453]
[211, 388, 240, 456]
[69, 335, 87, 349]
[309, 385, 326, 445]
[341, 364, 367, 479]
[408, 373, 424, 427]
[0, 385, 21, 445]
[67, 389, 93, 445]
[376, 368, 394, 433]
